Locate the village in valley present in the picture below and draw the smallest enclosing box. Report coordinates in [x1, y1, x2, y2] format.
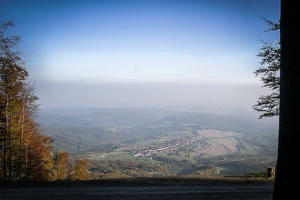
[127, 136, 209, 159]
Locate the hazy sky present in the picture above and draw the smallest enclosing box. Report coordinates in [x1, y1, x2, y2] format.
[1, 0, 280, 115]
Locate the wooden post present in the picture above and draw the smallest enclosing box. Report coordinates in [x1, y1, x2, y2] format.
[267, 166, 275, 178]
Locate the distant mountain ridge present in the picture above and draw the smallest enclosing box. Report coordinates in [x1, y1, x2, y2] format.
[38, 108, 177, 128]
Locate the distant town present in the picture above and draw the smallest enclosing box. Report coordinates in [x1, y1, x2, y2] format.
[127, 136, 209, 158]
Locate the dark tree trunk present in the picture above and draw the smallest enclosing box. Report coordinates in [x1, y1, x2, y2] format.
[273, 1, 300, 199]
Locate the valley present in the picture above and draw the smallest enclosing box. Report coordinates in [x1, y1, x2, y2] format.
[37, 108, 278, 177]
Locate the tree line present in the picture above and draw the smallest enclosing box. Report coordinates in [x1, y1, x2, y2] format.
[0, 20, 88, 182]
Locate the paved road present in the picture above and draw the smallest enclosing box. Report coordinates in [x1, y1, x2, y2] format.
[0, 184, 273, 200]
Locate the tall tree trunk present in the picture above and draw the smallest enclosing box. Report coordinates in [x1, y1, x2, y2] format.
[3, 93, 8, 181]
[273, 1, 300, 199]
[19, 102, 25, 181]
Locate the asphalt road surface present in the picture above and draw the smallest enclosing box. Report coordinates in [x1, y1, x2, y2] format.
[0, 184, 273, 200]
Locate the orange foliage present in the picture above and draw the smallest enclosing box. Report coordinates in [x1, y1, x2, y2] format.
[68, 159, 89, 180]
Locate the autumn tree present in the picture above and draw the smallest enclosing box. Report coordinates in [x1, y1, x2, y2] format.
[52, 149, 70, 180]
[0, 20, 28, 181]
[24, 130, 54, 181]
[68, 159, 89, 181]
[0, 20, 55, 181]
[18, 82, 40, 180]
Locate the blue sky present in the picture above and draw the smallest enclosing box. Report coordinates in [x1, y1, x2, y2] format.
[0, 0, 280, 115]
